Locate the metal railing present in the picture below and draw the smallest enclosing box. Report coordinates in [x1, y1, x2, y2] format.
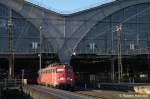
[75, 48, 150, 55]
[0, 79, 22, 89]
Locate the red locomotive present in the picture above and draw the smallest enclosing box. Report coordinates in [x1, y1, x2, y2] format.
[38, 63, 74, 88]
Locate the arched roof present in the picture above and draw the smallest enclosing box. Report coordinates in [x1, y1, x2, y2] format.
[58, 0, 150, 63]
[1, 0, 150, 63]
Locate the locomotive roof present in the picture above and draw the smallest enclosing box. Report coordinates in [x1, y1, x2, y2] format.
[49, 63, 67, 67]
[39, 63, 67, 72]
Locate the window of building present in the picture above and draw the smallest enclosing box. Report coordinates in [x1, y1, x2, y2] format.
[31, 42, 38, 49]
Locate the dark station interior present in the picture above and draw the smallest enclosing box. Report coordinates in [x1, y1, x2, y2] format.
[1, 54, 150, 86]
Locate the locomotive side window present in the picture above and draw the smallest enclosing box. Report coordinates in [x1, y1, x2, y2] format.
[51, 69, 56, 73]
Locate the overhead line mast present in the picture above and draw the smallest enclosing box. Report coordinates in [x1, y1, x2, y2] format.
[116, 24, 123, 83]
[8, 8, 14, 79]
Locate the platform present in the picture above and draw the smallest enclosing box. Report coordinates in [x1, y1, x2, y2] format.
[134, 86, 150, 95]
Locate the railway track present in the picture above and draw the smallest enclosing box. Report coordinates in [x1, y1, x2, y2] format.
[75, 90, 150, 99]
[23, 85, 150, 99]
[23, 85, 95, 99]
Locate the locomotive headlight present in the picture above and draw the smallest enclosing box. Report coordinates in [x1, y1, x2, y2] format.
[67, 77, 73, 81]
[59, 77, 65, 80]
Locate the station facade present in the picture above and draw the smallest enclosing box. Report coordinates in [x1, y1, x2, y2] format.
[0, 0, 150, 83]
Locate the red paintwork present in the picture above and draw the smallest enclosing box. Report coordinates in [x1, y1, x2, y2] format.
[38, 63, 74, 87]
